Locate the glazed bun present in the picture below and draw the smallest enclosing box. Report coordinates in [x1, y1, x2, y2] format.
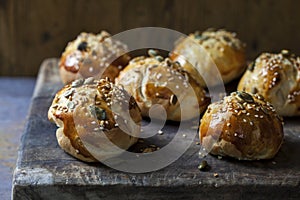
[199, 91, 284, 160]
[48, 77, 141, 162]
[171, 29, 246, 87]
[59, 31, 130, 84]
[238, 50, 300, 116]
[116, 50, 210, 121]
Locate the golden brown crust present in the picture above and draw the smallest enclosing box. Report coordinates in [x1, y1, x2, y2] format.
[199, 91, 284, 160]
[116, 51, 210, 121]
[171, 29, 246, 87]
[238, 50, 300, 116]
[59, 31, 130, 84]
[48, 77, 141, 162]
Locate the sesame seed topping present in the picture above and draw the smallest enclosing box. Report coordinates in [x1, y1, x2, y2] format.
[156, 73, 162, 80]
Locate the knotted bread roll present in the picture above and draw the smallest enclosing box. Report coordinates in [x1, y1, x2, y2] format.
[116, 50, 210, 121]
[238, 50, 300, 116]
[59, 31, 130, 84]
[48, 77, 141, 162]
[171, 29, 246, 87]
[199, 91, 284, 160]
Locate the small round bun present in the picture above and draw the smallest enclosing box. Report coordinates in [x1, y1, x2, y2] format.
[199, 91, 284, 160]
[238, 50, 300, 116]
[116, 50, 210, 121]
[171, 29, 246, 87]
[59, 31, 130, 84]
[48, 77, 141, 162]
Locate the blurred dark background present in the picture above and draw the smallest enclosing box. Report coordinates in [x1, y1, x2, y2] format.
[0, 0, 300, 76]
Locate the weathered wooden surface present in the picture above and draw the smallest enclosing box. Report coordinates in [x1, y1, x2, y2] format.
[1, 0, 300, 76]
[12, 59, 300, 199]
[0, 77, 35, 200]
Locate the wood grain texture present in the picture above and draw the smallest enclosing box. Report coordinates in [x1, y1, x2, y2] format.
[1, 0, 300, 76]
[12, 59, 300, 199]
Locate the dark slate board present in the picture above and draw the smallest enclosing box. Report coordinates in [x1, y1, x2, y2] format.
[12, 59, 300, 200]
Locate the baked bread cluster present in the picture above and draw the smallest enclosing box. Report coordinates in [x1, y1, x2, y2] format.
[48, 77, 141, 162]
[116, 50, 210, 121]
[50, 29, 293, 163]
[59, 31, 130, 84]
[171, 29, 246, 87]
[238, 50, 300, 116]
[199, 91, 284, 160]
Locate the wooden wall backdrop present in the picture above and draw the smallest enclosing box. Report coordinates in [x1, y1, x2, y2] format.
[0, 0, 300, 76]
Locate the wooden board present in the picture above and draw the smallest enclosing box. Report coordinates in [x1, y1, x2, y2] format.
[12, 59, 300, 200]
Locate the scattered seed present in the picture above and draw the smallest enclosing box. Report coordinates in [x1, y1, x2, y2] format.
[77, 41, 88, 51]
[281, 49, 290, 57]
[155, 56, 163, 62]
[84, 77, 94, 84]
[214, 173, 219, 178]
[169, 94, 178, 105]
[237, 91, 254, 103]
[63, 89, 74, 98]
[90, 106, 106, 120]
[148, 49, 158, 57]
[67, 101, 75, 109]
[198, 160, 209, 171]
[71, 79, 84, 88]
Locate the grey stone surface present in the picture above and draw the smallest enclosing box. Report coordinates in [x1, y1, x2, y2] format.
[12, 59, 300, 199]
[0, 77, 35, 200]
